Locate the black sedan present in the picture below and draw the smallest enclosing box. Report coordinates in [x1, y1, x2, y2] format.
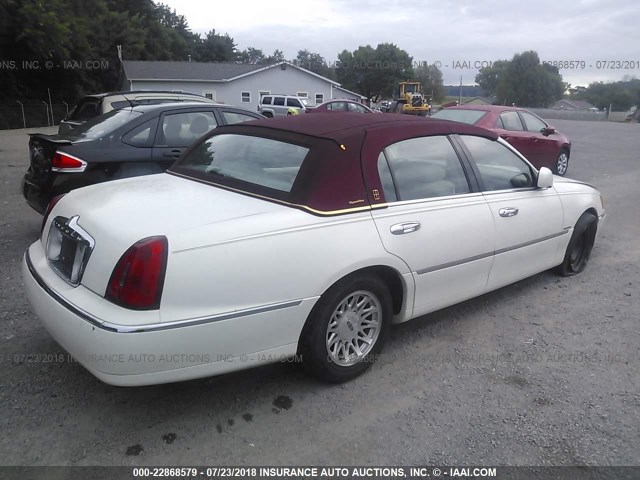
[23, 102, 264, 213]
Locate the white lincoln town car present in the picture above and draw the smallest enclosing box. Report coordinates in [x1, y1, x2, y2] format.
[23, 113, 605, 386]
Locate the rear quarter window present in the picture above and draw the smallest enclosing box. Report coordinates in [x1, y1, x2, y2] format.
[222, 111, 261, 125]
[122, 118, 159, 147]
[175, 134, 309, 193]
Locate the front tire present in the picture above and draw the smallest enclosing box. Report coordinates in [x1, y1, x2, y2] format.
[299, 274, 392, 383]
[555, 212, 598, 276]
[554, 150, 570, 176]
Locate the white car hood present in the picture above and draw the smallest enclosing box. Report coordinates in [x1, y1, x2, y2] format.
[552, 175, 598, 193]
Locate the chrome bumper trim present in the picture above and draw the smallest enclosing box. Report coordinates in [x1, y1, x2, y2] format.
[26, 249, 114, 332]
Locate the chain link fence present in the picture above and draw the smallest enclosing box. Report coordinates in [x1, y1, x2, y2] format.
[0, 102, 72, 130]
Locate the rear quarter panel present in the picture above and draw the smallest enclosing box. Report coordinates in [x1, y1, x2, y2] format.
[160, 209, 412, 337]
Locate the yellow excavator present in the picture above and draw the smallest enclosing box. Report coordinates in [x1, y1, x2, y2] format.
[388, 81, 431, 116]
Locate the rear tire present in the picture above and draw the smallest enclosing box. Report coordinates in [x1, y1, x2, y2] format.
[555, 212, 597, 276]
[554, 150, 570, 176]
[299, 274, 392, 383]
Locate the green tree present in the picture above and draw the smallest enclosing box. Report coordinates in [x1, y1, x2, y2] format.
[475, 60, 508, 95]
[263, 49, 285, 64]
[492, 51, 564, 107]
[336, 43, 413, 101]
[0, 0, 246, 107]
[583, 79, 640, 110]
[194, 29, 236, 62]
[237, 47, 265, 64]
[568, 85, 588, 98]
[294, 49, 334, 79]
[415, 63, 445, 102]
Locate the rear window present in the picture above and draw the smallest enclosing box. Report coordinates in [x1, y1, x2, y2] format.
[432, 109, 487, 125]
[174, 134, 309, 193]
[69, 99, 101, 121]
[66, 109, 143, 140]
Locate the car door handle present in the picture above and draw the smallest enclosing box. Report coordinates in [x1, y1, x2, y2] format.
[499, 207, 519, 217]
[163, 150, 182, 158]
[390, 222, 421, 235]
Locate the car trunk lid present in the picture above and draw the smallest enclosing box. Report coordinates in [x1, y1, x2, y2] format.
[44, 173, 289, 296]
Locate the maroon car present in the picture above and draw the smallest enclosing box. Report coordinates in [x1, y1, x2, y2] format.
[308, 99, 376, 114]
[432, 105, 571, 175]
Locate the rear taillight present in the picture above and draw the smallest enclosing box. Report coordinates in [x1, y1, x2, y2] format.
[40, 194, 66, 236]
[51, 151, 87, 172]
[106, 236, 168, 310]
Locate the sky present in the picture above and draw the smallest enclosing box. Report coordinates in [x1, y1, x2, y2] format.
[163, 0, 640, 87]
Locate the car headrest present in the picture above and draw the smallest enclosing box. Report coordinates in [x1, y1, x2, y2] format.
[189, 115, 210, 136]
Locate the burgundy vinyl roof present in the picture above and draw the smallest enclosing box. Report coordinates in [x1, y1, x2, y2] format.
[232, 112, 498, 142]
[171, 113, 499, 216]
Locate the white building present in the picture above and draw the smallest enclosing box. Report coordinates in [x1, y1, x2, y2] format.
[121, 60, 366, 111]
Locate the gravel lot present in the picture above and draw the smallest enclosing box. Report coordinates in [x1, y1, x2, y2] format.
[0, 120, 638, 467]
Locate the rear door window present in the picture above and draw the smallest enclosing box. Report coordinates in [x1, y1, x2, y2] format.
[381, 136, 471, 201]
[498, 111, 524, 131]
[158, 112, 218, 147]
[329, 102, 347, 111]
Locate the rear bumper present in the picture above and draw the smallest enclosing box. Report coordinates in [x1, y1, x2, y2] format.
[22, 176, 49, 214]
[22, 244, 307, 386]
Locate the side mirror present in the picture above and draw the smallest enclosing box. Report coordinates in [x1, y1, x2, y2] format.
[537, 167, 554, 189]
[543, 126, 556, 135]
